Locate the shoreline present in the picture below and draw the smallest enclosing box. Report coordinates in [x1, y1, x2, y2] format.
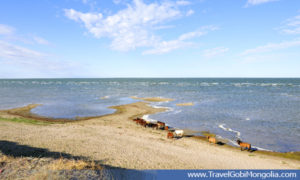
[0, 104, 114, 123]
[0, 101, 300, 169]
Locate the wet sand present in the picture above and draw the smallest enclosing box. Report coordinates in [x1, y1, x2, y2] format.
[130, 96, 174, 102]
[0, 101, 299, 169]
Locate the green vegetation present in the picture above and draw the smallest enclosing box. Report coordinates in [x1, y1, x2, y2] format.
[0, 117, 52, 125]
[201, 131, 216, 138]
[256, 151, 300, 161]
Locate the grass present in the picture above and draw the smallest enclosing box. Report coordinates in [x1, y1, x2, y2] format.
[0, 117, 53, 125]
[201, 131, 216, 138]
[0, 154, 107, 179]
[0, 154, 14, 165]
[256, 151, 300, 161]
[50, 158, 102, 170]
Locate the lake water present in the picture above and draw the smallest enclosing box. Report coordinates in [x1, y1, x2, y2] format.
[0, 78, 299, 152]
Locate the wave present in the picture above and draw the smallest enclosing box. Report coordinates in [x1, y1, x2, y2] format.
[148, 102, 173, 112]
[172, 110, 182, 114]
[280, 93, 300, 101]
[218, 124, 271, 151]
[251, 145, 271, 151]
[216, 134, 271, 151]
[157, 82, 169, 85]
[218, 124, 241, 139]
[230, 82, 297, 87]
[142, 114, 158, 124]
[199, 82, 218, 86]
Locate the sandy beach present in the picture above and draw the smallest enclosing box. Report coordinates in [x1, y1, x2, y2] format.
[0, 100, 299, 170]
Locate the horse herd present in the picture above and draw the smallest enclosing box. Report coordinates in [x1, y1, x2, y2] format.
[133, 117, 252, 151]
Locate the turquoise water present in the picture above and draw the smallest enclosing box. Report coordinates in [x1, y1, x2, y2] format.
[0, 78, 299, 152]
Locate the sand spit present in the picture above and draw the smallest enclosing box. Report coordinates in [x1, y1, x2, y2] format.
[0, 102, 299, 170]
[176, 102, 194, 106]
[130, 96, 174, 102]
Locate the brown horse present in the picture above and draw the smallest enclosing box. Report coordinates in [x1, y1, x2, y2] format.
[133, 118, 141, 123]
[207, 136, 217, 144]
[167, 132, 174, 139]
[146, 123, 158, 129]
[151, 124, 159, 129]
[237, 139, 251, 151]
[139, 120, 147, 127]
[157, 121, 165, 129]
[135, 119, 142, 124]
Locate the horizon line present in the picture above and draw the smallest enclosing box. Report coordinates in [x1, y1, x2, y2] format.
[1, 77, 300, 79]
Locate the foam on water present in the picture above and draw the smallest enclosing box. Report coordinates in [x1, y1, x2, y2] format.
[142, 115, 158, 124]
[218, 124, 241, 138]
[148, 101, 173, 111]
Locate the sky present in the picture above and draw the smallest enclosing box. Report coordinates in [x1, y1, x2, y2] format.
[0, 0, 300, 78]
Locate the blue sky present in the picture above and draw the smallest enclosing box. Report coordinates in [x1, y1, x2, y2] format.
[0, 0, 300, 78]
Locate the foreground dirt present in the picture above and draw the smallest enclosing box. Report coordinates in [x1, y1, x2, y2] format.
[0, 102, 299, 171]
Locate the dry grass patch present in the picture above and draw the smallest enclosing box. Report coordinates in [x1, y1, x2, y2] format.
[50, 158, 102, 170]
[0, 154, 107, 179]
[0, 154, 14, 167]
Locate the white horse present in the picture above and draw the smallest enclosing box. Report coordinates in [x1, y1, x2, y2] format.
[174, 130, 184, 138]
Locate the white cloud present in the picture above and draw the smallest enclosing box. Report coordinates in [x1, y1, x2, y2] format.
[0, 24, 15, 35]
[143, 26, 217, 55]
[280, 14, 300, 35]
[64, 0, 193, 52]
[178, 26, 217, 41]
[186, 9, 194, 16]
[178, 31, 205, 41]
[0, 26, 83, 78]
[153, 25, 175, 30]
[245, 0, 278, 6]
[113, 0, 123, 4]
[64, 9, 103, 28]
[0, 40, 46, 61]
[143, 40, 192, 55]
[203, 47, 229, 58]
[65, 0, 216, 55]
[33, 36, 50, 45]
[241, 39, 300, 55]
[176, 0, 191, 6]
[0, 40, 88, 78]
[0, 24, 50, 46]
